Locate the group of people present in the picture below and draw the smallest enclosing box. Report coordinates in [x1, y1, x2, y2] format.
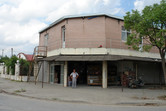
[68, 69, 79, 88]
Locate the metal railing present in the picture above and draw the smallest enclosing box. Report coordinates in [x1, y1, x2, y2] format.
[34, 46, 47, 58]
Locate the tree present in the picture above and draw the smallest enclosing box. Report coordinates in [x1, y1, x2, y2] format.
[0, 56, 9, 63]
[19, 59, 29, 76]
[0, 56, 10, 74]
[124, 0, 166, 84]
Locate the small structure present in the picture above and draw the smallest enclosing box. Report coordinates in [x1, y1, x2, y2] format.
[17, 53, 33, 62]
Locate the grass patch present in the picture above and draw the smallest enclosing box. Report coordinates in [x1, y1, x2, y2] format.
[11, 80, 22, 82]
[141, 97, 151, 100]
[14, 89, 26, 93]
[158, 95, 166, 100]
[144, 103, 158, 106]
[132, 96, 152, 100]
[131, 96, 139, 99]
[52, 98, 58, 100]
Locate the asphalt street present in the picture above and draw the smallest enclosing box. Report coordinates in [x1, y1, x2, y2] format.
[0, 93, 166, 111]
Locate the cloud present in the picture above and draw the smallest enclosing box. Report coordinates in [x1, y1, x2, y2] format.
[0, 0, 124, 56]
[134, 0, 161, 11]
[46, 0, 122, 22]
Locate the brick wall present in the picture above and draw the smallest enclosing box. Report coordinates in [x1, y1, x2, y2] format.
[39, 16, 158, 53]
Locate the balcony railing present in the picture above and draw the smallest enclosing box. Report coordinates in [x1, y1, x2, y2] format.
[34, 46, 47, 58]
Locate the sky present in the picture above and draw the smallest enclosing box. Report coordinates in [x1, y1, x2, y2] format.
[0, 0, 162, 57]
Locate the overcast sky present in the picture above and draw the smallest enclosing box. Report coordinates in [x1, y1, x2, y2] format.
[0, 0, 161, 56]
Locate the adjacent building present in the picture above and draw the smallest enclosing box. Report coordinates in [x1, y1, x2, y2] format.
[34, 13, 164, 88]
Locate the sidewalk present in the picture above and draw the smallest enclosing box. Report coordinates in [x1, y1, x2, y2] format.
[0, 78, 166, 106]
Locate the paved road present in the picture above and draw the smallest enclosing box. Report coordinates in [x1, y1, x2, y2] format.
[0, 93, 166, 111]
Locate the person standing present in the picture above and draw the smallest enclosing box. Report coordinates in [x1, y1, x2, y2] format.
[70, 69, 79, 88]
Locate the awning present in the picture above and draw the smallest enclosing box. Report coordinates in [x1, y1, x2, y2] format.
[36, 54, 161, 62]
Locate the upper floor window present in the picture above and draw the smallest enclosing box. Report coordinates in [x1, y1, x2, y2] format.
[62, 26, 65, 48]
[121, 26, 131, 41]
[44, 34, 49, 46]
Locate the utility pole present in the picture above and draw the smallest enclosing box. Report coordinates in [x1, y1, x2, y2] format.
[11, 48, 13, 57]
[2, 49, 4, 57]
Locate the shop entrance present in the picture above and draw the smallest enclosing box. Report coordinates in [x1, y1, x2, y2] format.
[68, 61, 102, 85]
[107, 61, 120, 86]
[68, 62, 87, 84]
[55, 65, 61, 84]
[50, 65, 61, 84]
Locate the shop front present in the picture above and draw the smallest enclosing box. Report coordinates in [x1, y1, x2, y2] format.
[38, 55, 164, 88]
[68, 61, 102, 86]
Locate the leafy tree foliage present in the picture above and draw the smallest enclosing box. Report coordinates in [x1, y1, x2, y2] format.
[0, 56, 30, 75]
[19, 59, 29, 76]
[124, 0, 166, 84]
[9, 56, 18, 75]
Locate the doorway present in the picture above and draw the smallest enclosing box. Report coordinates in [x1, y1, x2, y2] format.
[55, 65, 61, 84]
[50, 65, 61, 84]
[108, 62, 119, 86]
[68, 61, 87, 85]
[68, 61, 102, 85]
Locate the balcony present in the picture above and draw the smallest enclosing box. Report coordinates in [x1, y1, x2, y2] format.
[34, 46, 47, 58]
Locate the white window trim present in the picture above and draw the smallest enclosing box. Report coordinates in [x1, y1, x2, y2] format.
[44, 34, 49, 46]
[121, 26, 131, 42]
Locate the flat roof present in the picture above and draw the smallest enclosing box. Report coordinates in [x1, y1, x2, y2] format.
[37, 54, 161, 62]
[39, 13, 124, 33]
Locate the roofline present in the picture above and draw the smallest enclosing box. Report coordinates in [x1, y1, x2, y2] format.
[39, 13, 124, 33]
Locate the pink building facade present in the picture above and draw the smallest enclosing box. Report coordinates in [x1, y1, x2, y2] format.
[35, 14, 163, 88]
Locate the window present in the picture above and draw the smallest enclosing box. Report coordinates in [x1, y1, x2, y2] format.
[62, 26, 65, 48]
[121, 26, 131, 41]
[44, 34, 49, 46]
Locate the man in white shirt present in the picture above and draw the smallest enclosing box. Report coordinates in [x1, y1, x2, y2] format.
[70, 69, 79, 88]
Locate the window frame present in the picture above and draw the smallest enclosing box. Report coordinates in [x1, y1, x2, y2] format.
[61, 26, 66, 48]
[44, 33, 49, 46]
[121, 26, 131, 42]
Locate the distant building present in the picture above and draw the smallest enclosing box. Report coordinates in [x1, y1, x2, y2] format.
[17, 53, 33, 62]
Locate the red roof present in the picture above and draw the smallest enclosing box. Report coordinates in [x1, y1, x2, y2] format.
[17, 53, 33, 62]
[24, 54, 33, 62]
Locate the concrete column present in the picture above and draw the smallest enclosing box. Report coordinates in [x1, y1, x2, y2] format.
[5, 66, 7, 75]
[3, 64, 5, 74]
[102, 61, 107, 88]
[0, 63, 5, 74]
[15, 60, 20, 76]
[60, 65, 64, 84]
[9, 66, 12, 75]
[64, 61, 68, 87]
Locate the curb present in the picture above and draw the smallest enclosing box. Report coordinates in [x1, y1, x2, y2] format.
[0, 89, 91, 104]
[116, 102, 166, 106]
[1, 89, 166, 106]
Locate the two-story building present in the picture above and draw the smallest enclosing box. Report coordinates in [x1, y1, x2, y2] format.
[34, 13, 164, 88]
